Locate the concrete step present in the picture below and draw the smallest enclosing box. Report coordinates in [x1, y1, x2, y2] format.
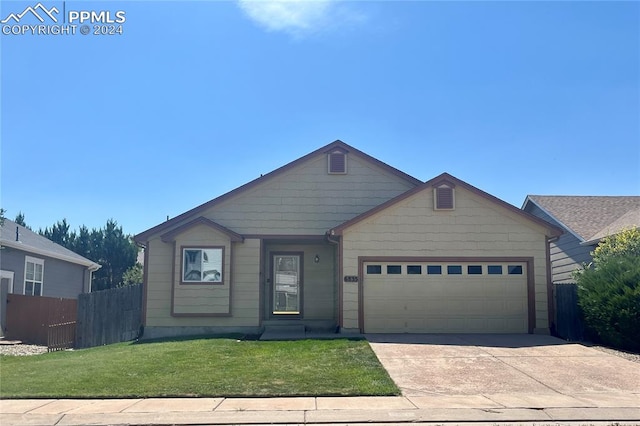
[260, 324, 306, 341]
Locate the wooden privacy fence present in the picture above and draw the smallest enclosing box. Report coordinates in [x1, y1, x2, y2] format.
[554, 283, 585, 341]
[76, 284, 143, 348]
[5, 294, 77, 349]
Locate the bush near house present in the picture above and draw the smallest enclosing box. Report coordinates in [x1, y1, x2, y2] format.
[574, 228, 640, 352]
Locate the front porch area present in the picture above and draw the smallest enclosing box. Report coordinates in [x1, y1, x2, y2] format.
[261, 238, 339, 332]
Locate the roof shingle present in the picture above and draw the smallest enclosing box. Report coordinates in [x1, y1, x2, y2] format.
[0, 219, 100, 269]
[526, 196, 640, 242]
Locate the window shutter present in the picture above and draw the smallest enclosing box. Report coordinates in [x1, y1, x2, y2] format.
[328, 152, 346, 174]
[435, 186, 454, 210]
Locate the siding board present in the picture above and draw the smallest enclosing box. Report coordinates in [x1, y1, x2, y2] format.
[524, 204, 594, 283]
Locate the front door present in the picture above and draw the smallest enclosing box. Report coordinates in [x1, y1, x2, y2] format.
[272, 253, 302, 317]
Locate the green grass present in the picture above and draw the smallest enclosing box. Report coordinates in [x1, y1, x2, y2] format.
[0, 337, 399, 398]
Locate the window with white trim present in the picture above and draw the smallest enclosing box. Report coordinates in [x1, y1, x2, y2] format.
[24, 256, 44, 296]
[182, 248, 223, 283]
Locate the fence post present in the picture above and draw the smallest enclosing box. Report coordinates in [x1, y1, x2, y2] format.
[554, 283, 585, 341]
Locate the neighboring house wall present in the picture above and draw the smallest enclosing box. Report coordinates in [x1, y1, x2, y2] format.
[340, 184, 551, 333]
[524, 203, 593, 283]
[185, 153, 416, 235]
[0, 247, 89, 299]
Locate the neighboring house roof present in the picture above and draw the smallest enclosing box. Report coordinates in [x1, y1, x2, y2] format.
[330, 173, 563, 237]
[134, 140, 422, 243]
[0, 219, 101, 270]
[522, 196, 640, 244]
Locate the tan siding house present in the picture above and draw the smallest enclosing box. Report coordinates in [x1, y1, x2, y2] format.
[135, 141, 561, 339]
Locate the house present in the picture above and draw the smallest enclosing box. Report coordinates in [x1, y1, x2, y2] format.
[1, 219, 101, 298]
[522, 196, 640, 284]
[134, 140, 562, 339]
[0, 219, 101, 336]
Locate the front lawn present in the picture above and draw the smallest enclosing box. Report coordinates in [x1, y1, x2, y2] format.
[0, 337, 399, 398]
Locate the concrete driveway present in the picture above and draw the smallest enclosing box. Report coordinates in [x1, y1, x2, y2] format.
[367, 333, 640, 408]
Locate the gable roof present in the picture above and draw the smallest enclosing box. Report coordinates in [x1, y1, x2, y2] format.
[0, 219, 101, 270]
[160, 217, 244, 243]
[330, 173, 563, 237]
[134, 140, 422, 243]
[523, 195, 640, 244]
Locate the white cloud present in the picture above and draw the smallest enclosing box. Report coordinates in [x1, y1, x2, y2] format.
[237, 0, 365, 37]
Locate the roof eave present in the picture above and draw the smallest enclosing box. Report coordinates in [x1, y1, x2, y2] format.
[0, 239, 101, 270]
[160, 217, 244, 243]
[522, 196, 584, 241]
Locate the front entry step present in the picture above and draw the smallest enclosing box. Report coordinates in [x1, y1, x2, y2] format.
[260, 325, 306, 341]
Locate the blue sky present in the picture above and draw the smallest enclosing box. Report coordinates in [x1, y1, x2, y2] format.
[1, 0, 638, 236]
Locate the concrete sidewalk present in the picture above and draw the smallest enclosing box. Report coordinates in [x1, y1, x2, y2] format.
[2, 394, 640, 425]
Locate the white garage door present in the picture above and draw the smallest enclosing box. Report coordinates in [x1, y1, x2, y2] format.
[363, 262, 528, 333]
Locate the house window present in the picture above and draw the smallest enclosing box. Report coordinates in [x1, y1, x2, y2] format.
[467, 265, 483, 275]
[447, 265, 462, 275]
[387, 265, 402, 274]
[434, 185, 455, 210]
[328, 151, 347, 174]
[427, 265, 442, 275]
[366, 265, 382, 274]
[488, 265, 503, 275]
[407, 265, 422, 275]
[508, 265, 523, 275]
[24, 256, 44, 296]
[182, 247, 223, 283]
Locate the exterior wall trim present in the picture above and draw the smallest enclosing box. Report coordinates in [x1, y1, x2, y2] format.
[258, 238, 264, 326]
[245, 234, 326, 241]
[142, 246, 149, 327]
[546, 237, 555, 332]
[356, 256, 537, 334]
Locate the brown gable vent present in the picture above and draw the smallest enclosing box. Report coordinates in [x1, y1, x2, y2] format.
[434, 185, 455, 210]
[328, 151, 347, 174]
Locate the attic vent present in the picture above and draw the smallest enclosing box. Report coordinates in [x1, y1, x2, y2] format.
[328, 151, 347, 174]
[434, 185, 455, 210]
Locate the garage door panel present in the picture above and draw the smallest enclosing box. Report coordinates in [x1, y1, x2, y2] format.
[363, 261, 528, 334]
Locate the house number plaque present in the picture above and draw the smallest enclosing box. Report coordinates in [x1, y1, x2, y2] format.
[343, 276, 359, 282]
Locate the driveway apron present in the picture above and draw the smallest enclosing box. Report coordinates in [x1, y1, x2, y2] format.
[366, 334, 640, 399]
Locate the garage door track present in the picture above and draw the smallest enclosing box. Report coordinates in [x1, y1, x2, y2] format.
[367, 333, 640, 409]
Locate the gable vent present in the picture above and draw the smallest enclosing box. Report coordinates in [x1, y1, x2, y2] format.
[328, 151, 347, 174]
[434, 185, 455, 210]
